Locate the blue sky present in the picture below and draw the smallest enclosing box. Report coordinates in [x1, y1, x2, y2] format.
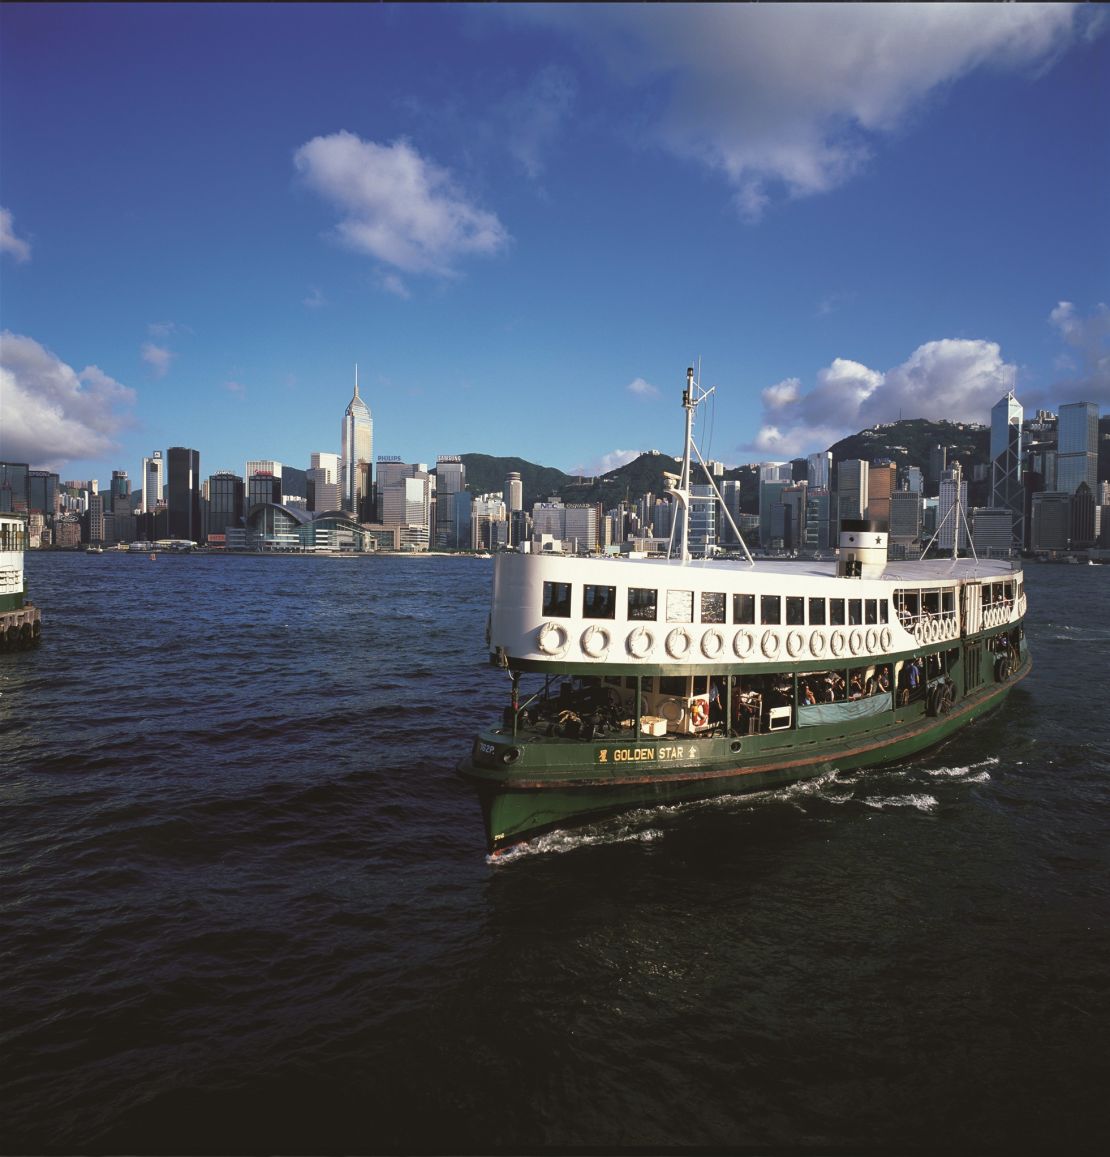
[2, 2, 1107, 487]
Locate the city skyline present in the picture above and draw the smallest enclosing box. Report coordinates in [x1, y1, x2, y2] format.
[1, 4, 1108, 485]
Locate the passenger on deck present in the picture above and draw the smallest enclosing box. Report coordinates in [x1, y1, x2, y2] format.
[803, 683, 817, 706]
[708, 680, 725, 726]
[849, 674, 863, 699]
[877, 667, 891, 695]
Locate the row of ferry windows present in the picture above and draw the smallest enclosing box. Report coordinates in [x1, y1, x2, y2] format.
[542, 581, 889, 626]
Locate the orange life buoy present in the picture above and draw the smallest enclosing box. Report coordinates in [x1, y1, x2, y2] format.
[691, 701, 708, 726]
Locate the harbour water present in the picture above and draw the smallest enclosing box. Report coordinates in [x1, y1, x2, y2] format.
[3, 554, 1108, 1152]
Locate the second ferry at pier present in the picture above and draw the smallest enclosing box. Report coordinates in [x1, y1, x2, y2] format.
[0, 514, 43, 652]
[459, 369, 1031, 854]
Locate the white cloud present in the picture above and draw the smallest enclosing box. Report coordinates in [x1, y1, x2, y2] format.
[1049, 301, 1110, 402]
[627, 376, 661, 399]
[571, 449, 642, 476]
[225, 380, 247, 397]
[530, 4, 1087, 219]
[762, 378, 801, 411]
[499, 65, 577, 181]
[141, 341, 174, 377]
[378, 271, 412, 300]
[303, 286, 327, 309]
[0, 208, 31, 262]
[0, 331, 136, 468]
[293, 131, 511, 277]
[743, 339, 1015, 458]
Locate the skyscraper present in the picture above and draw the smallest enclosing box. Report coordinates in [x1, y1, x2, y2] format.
[207, 472, 245, 540]
[167, 446, 201, 541]
[308, 452, 341, 512]
[341, 367, 373, 516]
[990, 391, 1024, 549]
[434, 457, 467, 548]
[836, 459, 868, 523]
[866, 461, 896, 524]
[503, 471, 523, 546]
[1056, 401, 1099, 495]
[807, 451, 831, 491]
[937, 467, 969, 552]
[141, 451, 164, 514]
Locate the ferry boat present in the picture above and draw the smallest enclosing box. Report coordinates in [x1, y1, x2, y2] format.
[459, 370, 1030, 854]
[0, 514, 43, 651]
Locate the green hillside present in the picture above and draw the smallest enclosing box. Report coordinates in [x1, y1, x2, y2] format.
[458, 454, 573, 508]
[828, 419, 989, 472]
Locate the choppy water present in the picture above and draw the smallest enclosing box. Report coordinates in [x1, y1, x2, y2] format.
[2, 554, 1108, 1152]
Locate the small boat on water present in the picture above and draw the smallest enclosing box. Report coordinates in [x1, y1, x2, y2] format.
[459, 368, 1031, 853]
[0, 514, 43, 651]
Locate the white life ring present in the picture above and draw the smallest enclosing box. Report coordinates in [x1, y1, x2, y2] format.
[927, 618, 937, 643]
[830, 629, 846, 657]
[733, 629, 754, 659]
[848, 629, 864, 656]
[581, 625, 609, 658]
[880, 627, 893, 652]
[701, 629, 724, 660]
[761, 629, 781, 659]
[786, 630, 805, 658]
[666, 627, 691, 659]
[865, 628, 878, 653]
[913, 619, 927, 644]
[537, 621, 568, 656]
[626, 626, 655, 659]
[809, 629, 827, 659]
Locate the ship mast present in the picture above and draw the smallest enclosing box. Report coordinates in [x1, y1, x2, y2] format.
[666, 365, 754, 565]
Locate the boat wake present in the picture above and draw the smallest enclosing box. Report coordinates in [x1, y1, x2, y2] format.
[920, 755, 998, 783]
[861, 792, 939, 812]
[487, 823, 663, 864]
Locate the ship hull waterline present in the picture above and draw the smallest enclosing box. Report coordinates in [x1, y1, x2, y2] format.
[460, 655, 1030, 854]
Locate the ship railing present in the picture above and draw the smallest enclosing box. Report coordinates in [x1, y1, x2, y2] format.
[896, 610, 960, 642]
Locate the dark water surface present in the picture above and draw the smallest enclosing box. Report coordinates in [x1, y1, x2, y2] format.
[3, 554, 1109, 1153]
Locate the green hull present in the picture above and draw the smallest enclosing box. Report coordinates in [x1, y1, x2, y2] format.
[460, 653, 1030, 852]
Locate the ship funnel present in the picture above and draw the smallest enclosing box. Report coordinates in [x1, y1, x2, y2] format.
[837, 519, 889, 578]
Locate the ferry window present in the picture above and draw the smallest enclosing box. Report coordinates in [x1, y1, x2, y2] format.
[879, 601, 889, 624]
[542, 581, 572, 617]
[641, 677, 655, 693]
[761, 595, 781, 625]
[666, 590, 694, 623]
[904, 591, 920, 618]
[733, 593, 755, 624]
[1004, 582, 1013, 602]
[829, 598, 845, 626]
[786, 597, 804, 625]
[942, 590, 955, 614]
[848, 599, 863, 625]
[583, 584, 616, 619]
[701, 592, 726, 623]
[659, 676, 687, 696]
[628, 587, 657, 621]
[865, 599, 878, 625]
[808, 598, 826, 625]
[923, 590, 940, 616]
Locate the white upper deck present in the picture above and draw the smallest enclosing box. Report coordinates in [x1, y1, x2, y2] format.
[488, 549, 1024, 668]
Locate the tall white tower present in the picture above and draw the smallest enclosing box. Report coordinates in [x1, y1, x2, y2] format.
[141, 450, 163, 514]
[340, 365, 373, 516]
